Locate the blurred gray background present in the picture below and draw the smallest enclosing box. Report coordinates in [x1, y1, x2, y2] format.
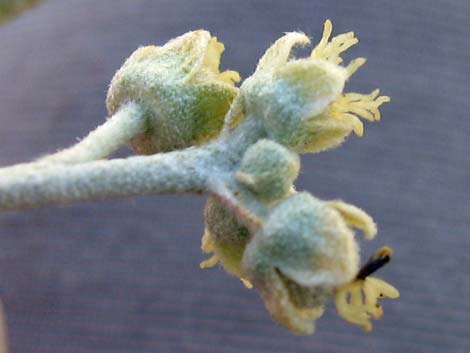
[0, 0, 469, 352]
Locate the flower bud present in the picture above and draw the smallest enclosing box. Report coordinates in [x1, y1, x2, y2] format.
[240, 20, 390, 153]
[242, 192, 360, 333]
[235, 139, 300, 201]
[106, 30, 240, 154]
[245, 192, 359, 290]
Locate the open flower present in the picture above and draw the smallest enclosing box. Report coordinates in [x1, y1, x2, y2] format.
[240, 193, 379, 334]
[238, 19, 390, 153]
[203, 191, 377, 334]
[107, 30, 240, 154]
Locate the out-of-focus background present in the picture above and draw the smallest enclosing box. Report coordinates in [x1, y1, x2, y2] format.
[0, 0, 39, 24]
[0, 1, 469, 352]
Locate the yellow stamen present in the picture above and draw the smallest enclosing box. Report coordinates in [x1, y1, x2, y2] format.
[240, 278, 253, 288]
[200, 255, 219, 269]
[311, 19, 360, 65]
[328, 89, 390, 136]
[346, 58, 367, 78]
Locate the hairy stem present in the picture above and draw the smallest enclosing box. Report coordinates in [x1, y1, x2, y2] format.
[0, 145, 215, 211]
[0, 103, 145, 175]
[38, 103, 145, 164]
[0, 114, 267, 213]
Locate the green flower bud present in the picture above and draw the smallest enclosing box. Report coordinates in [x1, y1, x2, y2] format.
[240, 20, 390, 153]
[247, 192, 360, 290]
[235, 139, 300, 201]
[106, 30, 240, 154]
[243, 58, 348, 152]
[242, 192, 360, 334]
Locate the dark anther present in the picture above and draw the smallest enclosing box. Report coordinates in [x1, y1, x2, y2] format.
[356, 246, 393, 280]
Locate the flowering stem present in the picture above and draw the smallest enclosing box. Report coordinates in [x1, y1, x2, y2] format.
[0, 145, 214, 211]
[0, 114, 268, 231]
[0, 103, 145, 175]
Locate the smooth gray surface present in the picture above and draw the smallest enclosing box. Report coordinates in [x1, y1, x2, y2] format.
[0, 0, 469, 352]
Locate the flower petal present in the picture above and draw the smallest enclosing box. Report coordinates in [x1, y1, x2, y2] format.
[255, 32, 310, 72]
[335, 276, 399, 331]
[325, 200, 377, 239]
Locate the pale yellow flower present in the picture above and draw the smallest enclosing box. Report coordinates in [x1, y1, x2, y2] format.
[239, 19, 390, 153]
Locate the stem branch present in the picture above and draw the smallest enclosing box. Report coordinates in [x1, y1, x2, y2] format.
[0, 145, 214, 211]
[0, 103, 145, 175]
[38, 103, 145, 164]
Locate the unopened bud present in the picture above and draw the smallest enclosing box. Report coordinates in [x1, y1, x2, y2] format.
[107, 30, 240, 154]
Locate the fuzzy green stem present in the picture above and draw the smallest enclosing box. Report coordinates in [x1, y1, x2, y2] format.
[38, 103, 145, 164]
[0, 115, 267, 213]
[0, 103, 145, 175]
[0, 146, 214, 211]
